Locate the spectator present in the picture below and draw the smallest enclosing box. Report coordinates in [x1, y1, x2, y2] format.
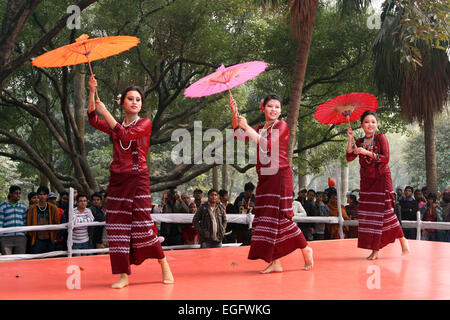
[399, 186, 419, 239]
[441, 189, 450, 242]
[394, 186, 404, 224]
[301, 189, 317, 241]
[395, 186, 404, 201]
[160, 187, 188, 246]
[27, 191, 38, 206]
[414, 189, 426, 210]
[57, 191, 69, 211]
[99, 189, 108, 208]
[327, 192, 351, 239]
[232, 182, 255, 245]
[219, 189, 236, 244]
[179, 191, 200, 245]
[72, 194, 95, 255]
[420, 193, 444, 241]
[218, 189, 234, 213]
[313, 192, 329, 240]
[48, 192, 65, 251]
[48, 192, 64, 221]
[0, 185, 28, 255]
[296, 188, 307, 204]
[193, 189, 227, 248]
[26, 185, 60, 254]
[421, 186, 429, 200]
[345, 193, 359, 238]
[193, 188, 203, 208]
[292, 193, 307, 217]
[90, 192, 107, 249]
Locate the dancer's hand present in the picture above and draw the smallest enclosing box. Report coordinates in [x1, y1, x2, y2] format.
[237, 115, 249, 131]
[347, 127, 354, 141]
[95, 99, 107, 116]
[88, 74, 97, 91]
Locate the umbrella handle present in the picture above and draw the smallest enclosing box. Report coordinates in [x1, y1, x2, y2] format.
[86, 56, 100, 101]
[229, 89, 239, 116]
[346, 115, 356, 148]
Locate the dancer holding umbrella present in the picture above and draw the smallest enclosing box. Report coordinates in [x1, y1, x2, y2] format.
[33, 34, 174, 287]
[184, 62, 313, 272]
[314, 93, 409, 259]
[230, 94, 314, 272]
[88, 75, 174, 287]
[346, 110, 409, 260]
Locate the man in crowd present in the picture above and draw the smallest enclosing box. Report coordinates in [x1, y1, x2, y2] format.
[160, 187, 189, 246]
[71, 194, 95, 255]
[26, 186, 60, 254]
[399, 186, 419, 239]
[90, 192, 106, 249]
[0, 185, 28, 255]
[193, 189, 227, 248]
[232, 182, 255, 245]
[193, 188, 203, 208]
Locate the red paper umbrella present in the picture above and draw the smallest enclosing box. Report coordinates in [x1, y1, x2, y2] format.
[314, 93, 378, 125]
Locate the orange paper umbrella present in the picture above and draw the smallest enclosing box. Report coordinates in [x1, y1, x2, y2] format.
[32, 34, 140, 99]
[32, 34, 139, 73]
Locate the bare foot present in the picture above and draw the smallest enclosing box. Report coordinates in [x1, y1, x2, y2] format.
[111, 273, 129, 289]
[301, 246, 314, 270]
[400, 237, 410, 256]
[367, 250, 378, 260]
[159, 258, 174, 284]
[260, 260, 283, 274]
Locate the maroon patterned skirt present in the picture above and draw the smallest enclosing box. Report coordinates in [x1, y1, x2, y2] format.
[106, 171, 164, 275]
[248, 167, 307, 263]
[357, 171, 404, 251]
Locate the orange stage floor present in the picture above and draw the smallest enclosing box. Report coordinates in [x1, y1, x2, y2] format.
[1, 239, 449, 300]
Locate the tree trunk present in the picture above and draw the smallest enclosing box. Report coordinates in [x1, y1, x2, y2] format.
[74, 64, 86, 144]
[424, 115, 438, 194]
[212, 165, 219, 190]
[285, 0, 319, 165]
[221, 164, 228, 191]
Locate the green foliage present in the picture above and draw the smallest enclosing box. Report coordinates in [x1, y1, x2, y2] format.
[402, 114, 450, 191]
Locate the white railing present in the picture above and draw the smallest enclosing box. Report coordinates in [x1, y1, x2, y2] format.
[1, 188, 449, 261]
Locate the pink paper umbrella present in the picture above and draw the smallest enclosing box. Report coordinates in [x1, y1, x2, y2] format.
[184, 61, 267, 98]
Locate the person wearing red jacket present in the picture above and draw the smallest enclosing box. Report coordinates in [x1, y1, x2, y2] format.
[87, 75, 173, 288]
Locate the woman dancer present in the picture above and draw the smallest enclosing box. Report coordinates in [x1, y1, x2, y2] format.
[346, 110, 409, 260]
[230, 94, 313, 273]
[88, 75, 174, 288]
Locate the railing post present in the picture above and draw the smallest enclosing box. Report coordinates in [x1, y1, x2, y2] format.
[336, 165, 344, 239]
[67, 187, 74, 257]
[416, 210, 422, 240]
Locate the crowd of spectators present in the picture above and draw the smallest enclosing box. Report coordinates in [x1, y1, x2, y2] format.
[0, 185, 107, 255]
[1, 182, 449, 256]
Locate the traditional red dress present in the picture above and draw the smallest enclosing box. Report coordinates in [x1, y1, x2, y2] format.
[88, 111, 164, 275]
[346, 133, 404, 251]
[236, 120, 307, 263]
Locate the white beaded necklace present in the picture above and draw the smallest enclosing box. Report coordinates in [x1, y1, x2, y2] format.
[37, 202, 47, 212]
[119, 116, 140, 150]
[259, 120, 278, 154]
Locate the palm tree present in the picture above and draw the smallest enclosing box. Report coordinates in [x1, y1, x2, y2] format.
[372, 1, 450, 194]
